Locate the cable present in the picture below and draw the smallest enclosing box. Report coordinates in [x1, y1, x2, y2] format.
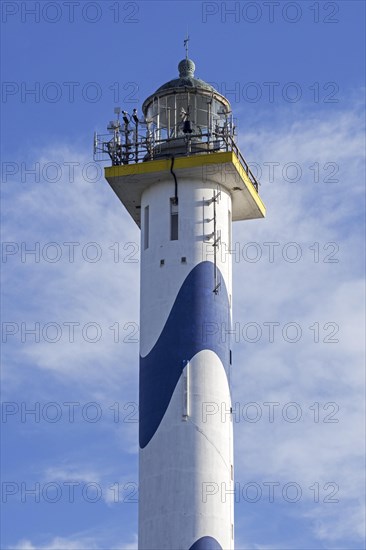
[170, 156, 178, 203]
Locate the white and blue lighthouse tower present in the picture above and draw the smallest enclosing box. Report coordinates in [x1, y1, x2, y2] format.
[95, 51, 265, 550]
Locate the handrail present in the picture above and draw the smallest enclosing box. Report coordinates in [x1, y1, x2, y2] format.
[94, 131, 259, 193]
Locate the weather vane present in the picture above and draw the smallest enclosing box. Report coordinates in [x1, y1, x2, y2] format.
[184, 33, 190, 59]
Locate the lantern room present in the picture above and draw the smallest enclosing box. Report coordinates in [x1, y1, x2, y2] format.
[94, 55, 266, 226]
[142, 58, 234, 158]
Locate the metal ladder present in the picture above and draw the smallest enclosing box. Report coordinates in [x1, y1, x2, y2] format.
[203, 188, 221, 294]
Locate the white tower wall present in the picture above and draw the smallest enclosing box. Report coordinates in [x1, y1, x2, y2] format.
[138, 177, 234, 549]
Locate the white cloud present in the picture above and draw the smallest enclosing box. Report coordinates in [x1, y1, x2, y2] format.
[2, 148, 140, 392]
[303, 500, 366, 543]
[42, 460, 138, 506]
[116, 535, 138, 550]
[231, 101, 365, 545]
[44, 465, 103, 484]
[11, 537, 98, 550]
[3, 101, 365, 548]
[11, 534, 138, 550]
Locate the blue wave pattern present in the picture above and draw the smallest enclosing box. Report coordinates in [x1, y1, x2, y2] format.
[139, 261, 230, 449]
[189, 536, 223, 550]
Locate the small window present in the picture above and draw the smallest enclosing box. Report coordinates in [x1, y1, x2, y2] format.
[144, 206, 149, 250]
[170, 198, 178, 241]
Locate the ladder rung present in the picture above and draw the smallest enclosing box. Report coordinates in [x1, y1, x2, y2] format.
[213, 282, 221, 294]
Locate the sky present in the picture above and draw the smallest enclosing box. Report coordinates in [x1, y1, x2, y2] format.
[1, 1, 365, 549]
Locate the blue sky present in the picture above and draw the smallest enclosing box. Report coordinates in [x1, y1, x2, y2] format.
[1, 1, 365, 549]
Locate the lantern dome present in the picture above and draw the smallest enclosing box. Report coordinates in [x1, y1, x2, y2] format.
[141, 59, 232, 158]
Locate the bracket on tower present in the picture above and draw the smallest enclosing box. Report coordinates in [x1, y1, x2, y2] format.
[182, 360, 190, 420]
[212, 189, 221, 294]
[202, 197, 214, 242]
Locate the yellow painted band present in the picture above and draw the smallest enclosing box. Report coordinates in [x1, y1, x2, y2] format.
[105, 151, 266, 216]
[105, 151, 234, 178]
[231, 154, 266, 216]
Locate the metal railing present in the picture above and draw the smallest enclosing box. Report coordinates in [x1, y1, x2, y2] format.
[94, 130, 259, 192]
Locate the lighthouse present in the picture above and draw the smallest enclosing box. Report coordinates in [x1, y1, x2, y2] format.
[94, 49, 265, 550]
